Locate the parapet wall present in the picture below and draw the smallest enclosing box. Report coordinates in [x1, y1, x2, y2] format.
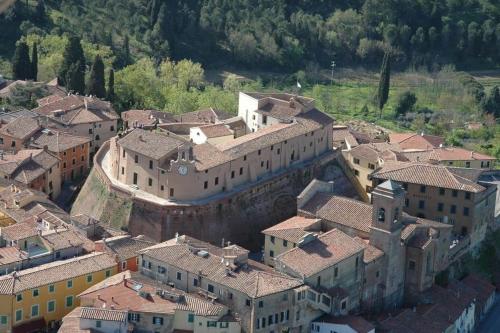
[72, 141, 337, 250]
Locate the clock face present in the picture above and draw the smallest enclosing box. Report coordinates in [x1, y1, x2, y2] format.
[178, 165, 188, 176]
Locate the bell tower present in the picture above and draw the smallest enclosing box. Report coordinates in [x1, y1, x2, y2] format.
[369, 180, 406, 309]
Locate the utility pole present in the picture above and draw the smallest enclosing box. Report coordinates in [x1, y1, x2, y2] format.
[330, 60, 336, 85]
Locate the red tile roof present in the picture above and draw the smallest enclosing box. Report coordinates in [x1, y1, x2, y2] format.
[262, 216, 321, 243]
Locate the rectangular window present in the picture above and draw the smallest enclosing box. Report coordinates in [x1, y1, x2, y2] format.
[47, 300, 55, 313]
[161, 185, 164, 191]
[66, 296, 73, 307]
[133, 173, 138, 185]
[463, 207, 470, 216]
[239, 167, 243, 175]
[96, 320, 102, 328]
[15, 309, 22, 322]
[148, 178, 152, 186]
[409, 260, 416, 270]
[439, 188, 445, 195]
[277, 148, 280, 155]
[170, 188, 174, 197]
[420, 185, 426, 193]
[67, 280, 73, 288]
[283, 240, 288, 247]
[149, 160, 153, 169]
[465, 192, 471, 200]
[452, 190, 458, 197]
[353, 158, 360, 165]
[419, 200, 425, 209]
[105, 270, 111, 277]
[32, 289, 39, 297]
[270, 236, 275, 244]
[86, 275, 93, 283]
[188, 314, 194, 323]
[0, 315, 7, 325]
[437, 203, 444, 212]
[177, 272, 182, 280]
[368, 163, 375, 170]
[450, 205, 457, 214]
[334, 267, 338, 277]
[207, 321, 217, 327]
[204, 181, 208, 189]
[258, 150, 261, 155]
[153, 317, 164, 325]
[128, 313, 140, 322]
[134, 155, 138, 163]
[208, 284, 214, 293]
[231, 171, 235, 179]
[270, 250, 274, 258]
[259, 300, 264, 308]
[31, 305, 39, 317]
[193, 278, 198, 286]
[215, 177, 219, 186]
[405, 198, 409, 207]
[121, 167, 124, 175]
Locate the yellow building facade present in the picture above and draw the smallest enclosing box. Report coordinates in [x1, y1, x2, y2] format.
[0, 252, 117, 333]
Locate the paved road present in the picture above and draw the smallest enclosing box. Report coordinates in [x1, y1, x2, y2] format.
[476, 293, 500, 333]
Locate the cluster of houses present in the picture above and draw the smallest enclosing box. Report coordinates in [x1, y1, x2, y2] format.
[0, 78, 497, 333]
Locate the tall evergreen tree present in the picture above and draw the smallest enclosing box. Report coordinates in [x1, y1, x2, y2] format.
[86, 55, 106, 98]
[66, 61, 85, 94]
[12, 41, 31, 80]
[123, 34, 131, 66]
[377, 51, 391, 116]
[58, 36, 85, 86]
[31, 43, 38, 81]
[35, 0, 45, 23]
[107, 69, 115, 102]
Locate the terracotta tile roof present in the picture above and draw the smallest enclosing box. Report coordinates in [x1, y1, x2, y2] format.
[41, 227, 95, 252]
[192, 143, 231, 171]
[0, 149, 59, 184]
[314, 315, 375, 333]
[389, 133, 444, 151]
[98, 235, 156, 261]
[380, 282, 477, 333]
[0, 247, 28, 266]
[348, 142, 402, 162]
[174, 107, 231, 123]
[353, 237, 384, 264]
[122, 109, 176, 128]
[276, 229, 364, 277]
[262, 216, 321, 243]
[71, 214, 100, 227]
[0, 220, 39, 241]
[332, 126, 358, 148]
[0, 116, 40, 140]
[139, 238, 302, 298]
[372, 161, 486, 192]
[462, 274, 495, 309]
[400, 150, 433, 162]
[33, 95, 119, 125]
[301, 193, 373, 234]
[197, 123, 233, 138]
[79, 307, 128, 322]
[428, 147, 496, 161]
[79, 271, 226, 317]
[30, 129, 90, 152]
[0, 252, 116, 294]
[118, 128, 186, 160]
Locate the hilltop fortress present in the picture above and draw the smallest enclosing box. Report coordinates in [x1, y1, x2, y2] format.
[72, 92, 337, 247]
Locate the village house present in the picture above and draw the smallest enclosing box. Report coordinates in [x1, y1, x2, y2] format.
[94, 234, 156, 272]
[59, 307, 128, 333]
[138, 235, 324, 333]
[0, 116, 41, 153]
[108, 92, 334, 202]
[30, 128, 91, 182]
[0, 252, 118, 333]
[0, 148, 61, 199]
[379, 280, 477, 333]
[121, 109, 176, 130]
[388, 132, 444, 151]
[372, 162, 497, 251]
[32, 94, 119, 157]
[264, 179, 453, 312]
[75, 270, 241, 333]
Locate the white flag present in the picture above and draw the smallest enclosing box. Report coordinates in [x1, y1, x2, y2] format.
[297, 81, 302, 89]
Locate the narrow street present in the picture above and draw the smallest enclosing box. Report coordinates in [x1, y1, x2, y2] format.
[476, 293, 500, 333]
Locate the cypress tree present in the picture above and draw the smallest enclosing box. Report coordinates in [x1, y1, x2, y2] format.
[123, 35, 130, 65]
[66, 61, 85, 94]
[107, 69, 115, 102]
[377, 51, 391, 116]
[12, 41, 31, 80]
[31, 43, 38, 81]
[35, 0, 45, 23]
[58, 36, 85, 86]
[86, 55, 106, 98]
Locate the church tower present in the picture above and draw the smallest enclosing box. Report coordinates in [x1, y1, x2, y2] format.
[369, 180, 406, 309]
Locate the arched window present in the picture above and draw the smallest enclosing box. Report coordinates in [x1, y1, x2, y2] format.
[393, 208, 399, 223]
[378, 208, 385, 222]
